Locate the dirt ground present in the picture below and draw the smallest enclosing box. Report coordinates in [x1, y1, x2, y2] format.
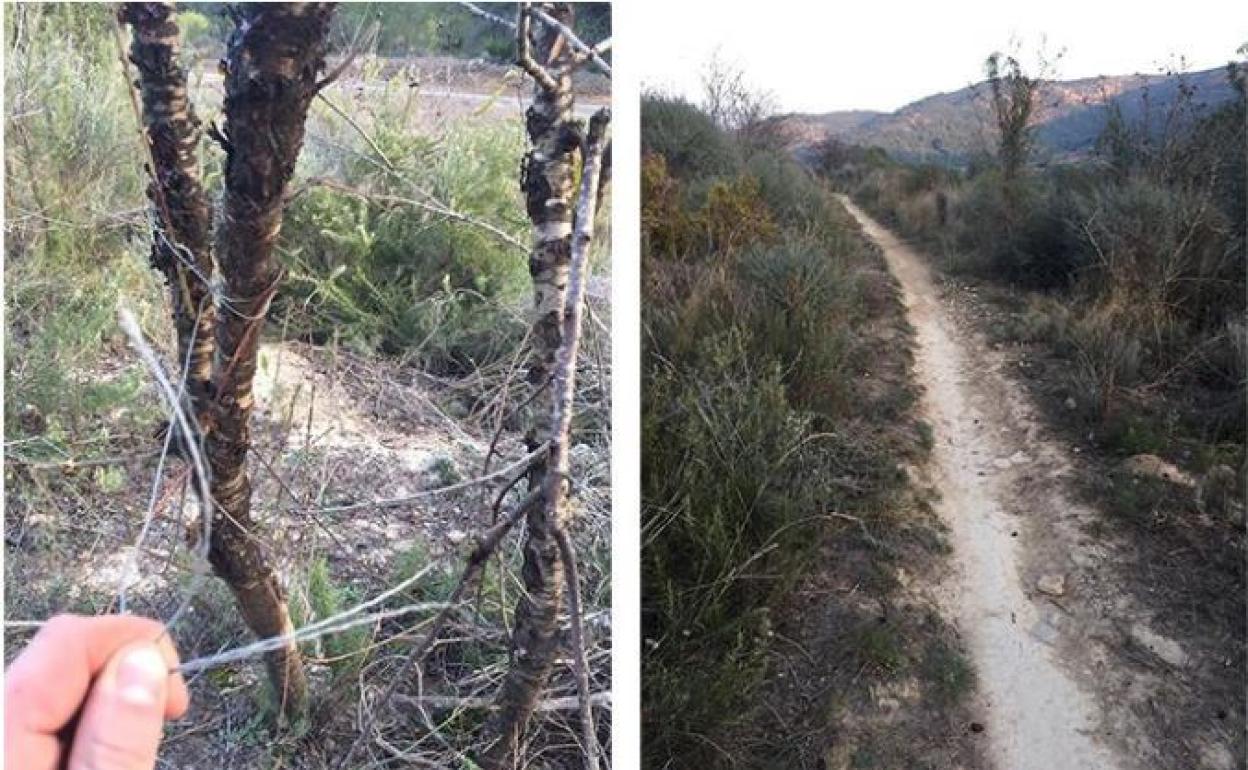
[5, 334, 612, 768]
[841, 197, 1245, 770]
[187, 53, 609, 134]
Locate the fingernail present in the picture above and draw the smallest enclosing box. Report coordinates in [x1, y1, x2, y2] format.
[115, 645, 167, 707]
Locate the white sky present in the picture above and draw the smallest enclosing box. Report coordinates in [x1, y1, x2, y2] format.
[634, 0, 1248, 114]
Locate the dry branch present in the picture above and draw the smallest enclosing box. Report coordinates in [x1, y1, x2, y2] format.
[529, 6, 611, 77]
[337, 489, 542, 768]
[395, 692, 611, 712]
[549, 109, 611, 770]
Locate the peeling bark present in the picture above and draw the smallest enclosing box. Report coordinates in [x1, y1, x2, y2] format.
[547, 109, 611, 770]
[119, 2, 216, 430]
[483, 4, 585, 765]
[206, 1, 335, 719]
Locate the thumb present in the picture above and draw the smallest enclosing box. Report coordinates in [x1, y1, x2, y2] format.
[67, 642, 171, 770]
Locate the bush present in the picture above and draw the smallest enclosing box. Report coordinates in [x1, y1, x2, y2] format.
[278, 119, 530, 373]
[642, 331, 820, 764]
[643, 97, 911, 765]
[737, 239, 859, 415]
[641, 92, 738, 178]
[1072, 176, 1240, 335]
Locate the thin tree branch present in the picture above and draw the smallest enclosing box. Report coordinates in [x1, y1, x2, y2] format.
[530, 7, 611, 78]
[555, 526, 600, 770]
[336, 489, 542, 769]
[394, 692, 611, 712]
[307, 445, 544, 516]
[515, 4, 559, 92]
[315, 19, 379, 93]
[296, 176, 527, 253]
[459, 1, 515, 30]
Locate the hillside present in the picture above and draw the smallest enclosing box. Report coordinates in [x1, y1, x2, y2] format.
[776, 65, 1239, 164]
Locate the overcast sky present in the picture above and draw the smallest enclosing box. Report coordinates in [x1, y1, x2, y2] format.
[635, 1, 1247, 114]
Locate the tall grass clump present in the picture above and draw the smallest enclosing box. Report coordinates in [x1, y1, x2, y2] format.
[642, 93, 906, 765]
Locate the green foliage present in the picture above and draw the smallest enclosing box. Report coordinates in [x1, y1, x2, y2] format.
[643, 97, 917, 765]
[921, 639, 975, 707]
[175, 9, 218, 51]
[854, 623, 906, 673]
[4, 3, 165, 439]
[279, 118, 529, 373]
[300, 557, 370, 676]
[92, 465, 127, 494]
[331, 3, 608, 61]
[390, 541, 459, 603]
[641, 93, 738, 178]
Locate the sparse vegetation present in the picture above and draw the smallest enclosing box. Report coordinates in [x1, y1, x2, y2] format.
[822, 49, 1245, 770]
[832, 59, 1247, 465]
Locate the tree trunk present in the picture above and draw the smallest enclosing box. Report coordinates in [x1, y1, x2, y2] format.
[206, 1, 335, 720]
[483, 4, 581, 766]
[119, 2, 216, 430]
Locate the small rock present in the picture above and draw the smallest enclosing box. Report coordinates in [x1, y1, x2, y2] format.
[446, 529, 467, 545]
[19, 403, 46, 435]
[895, 567, 912, 588]
[1129, 623, 1188, 669]
[1030, 617, 1060, 645]
[1009, 450, 1031, 465]
[1118, 454, 1196, 488]
[1199, 743, 1235, 770]
[1036, 573, 1066, 597]
[1197, 464, 1244, 525]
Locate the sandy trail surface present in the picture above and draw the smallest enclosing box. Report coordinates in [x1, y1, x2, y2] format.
[840, 196, 1141, 770]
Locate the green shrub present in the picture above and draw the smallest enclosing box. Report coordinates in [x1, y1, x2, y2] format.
[278, 120, 529, 373]
[1072, 176, 1240, 334]
[737, 238, 858, 415]
[744, 149, 829, 229]
[299, 557, 369, 676]
[642, 334, 817, 763]
[4, 4, 165, 440]
[641, 92, 738, 178]
[643, 99, 913, 764]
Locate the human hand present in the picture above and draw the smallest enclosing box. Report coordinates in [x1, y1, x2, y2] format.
[4, 614, 190, 770]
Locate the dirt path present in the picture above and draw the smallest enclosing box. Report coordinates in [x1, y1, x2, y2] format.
[839, 197, 1141, 770]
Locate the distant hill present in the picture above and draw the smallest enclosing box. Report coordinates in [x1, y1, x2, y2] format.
[774, 65, 1240, 165]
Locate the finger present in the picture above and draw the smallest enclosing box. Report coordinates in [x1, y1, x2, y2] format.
[5, 615, 190, 737]
[66, 642, 169, 770]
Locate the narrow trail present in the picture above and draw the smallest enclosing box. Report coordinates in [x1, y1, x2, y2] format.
[840, 197, 1135, 770]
